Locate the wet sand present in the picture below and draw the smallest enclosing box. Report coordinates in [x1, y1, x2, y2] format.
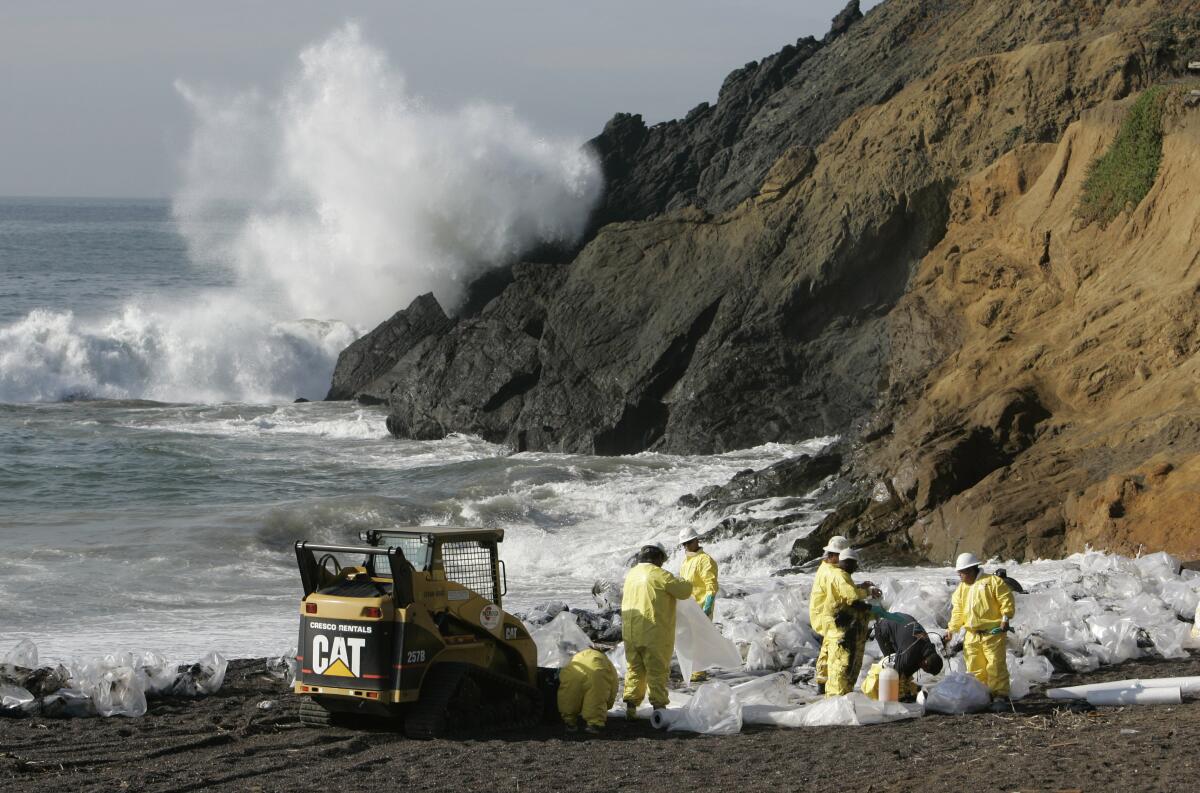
[3, 654, 1199, 792]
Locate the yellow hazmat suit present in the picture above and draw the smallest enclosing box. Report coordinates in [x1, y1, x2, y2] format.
[557, 648, 619, 729]
[948, 573, 1016, 697]
[808, 560, 837, 686]
[812, 565, 870, 696]
[621, 562, 693, 708]
[680, 550, 718, 618]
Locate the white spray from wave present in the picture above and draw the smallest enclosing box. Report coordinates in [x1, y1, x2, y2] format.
[0, 22, 601, 403]
[173, 21, 602, 327]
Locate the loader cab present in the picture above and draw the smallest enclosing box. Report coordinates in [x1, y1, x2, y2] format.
[360, 527, 508, 608]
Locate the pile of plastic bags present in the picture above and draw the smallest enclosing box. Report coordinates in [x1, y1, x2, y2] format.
[517, 549, 1200, 734]
[528, 611, 594, 668]
[714, 550, 1200, 701]
[0, 639, 227, 719]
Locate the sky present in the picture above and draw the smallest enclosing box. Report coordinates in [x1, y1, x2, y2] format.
[0, 1, 882, 198]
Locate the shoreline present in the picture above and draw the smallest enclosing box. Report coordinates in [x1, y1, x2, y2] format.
[4, 653, 1200, 792]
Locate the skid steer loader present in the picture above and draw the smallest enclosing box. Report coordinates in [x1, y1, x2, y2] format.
[293, 527, 548, 737]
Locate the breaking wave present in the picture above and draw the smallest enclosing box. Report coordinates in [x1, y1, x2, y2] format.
[0, 301, 355, 403]
[173, 21, 602, 327]
[1, 22, 600, 404]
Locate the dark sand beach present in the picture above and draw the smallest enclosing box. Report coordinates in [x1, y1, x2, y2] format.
[4, 654, 1199, 793]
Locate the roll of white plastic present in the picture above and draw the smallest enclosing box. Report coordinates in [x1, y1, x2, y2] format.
[649, 708, 681, 730]
[1085, 686, 1181, 707]
[1048, 676, 1200, 700]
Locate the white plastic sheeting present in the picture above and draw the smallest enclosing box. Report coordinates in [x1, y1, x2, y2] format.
[651, 681, 743, 735]
[674, 598, 743, 681]
[730, 672, 795, 706]
[742, 693, 922, 727]
[529, 611, 593, 668]
[921, 672, 991, 715]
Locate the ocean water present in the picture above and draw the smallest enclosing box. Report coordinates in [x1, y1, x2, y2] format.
[0, 197, 831, 662]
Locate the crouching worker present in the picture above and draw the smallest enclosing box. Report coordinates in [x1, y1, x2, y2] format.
[861, 611, 943, 701]
[558, 648, 619, 734]
[622, 543, 693, 717]
[944, 553, 1016, 708]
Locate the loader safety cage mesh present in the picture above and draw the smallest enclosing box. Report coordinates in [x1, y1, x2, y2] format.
[441, 540, 498, 603]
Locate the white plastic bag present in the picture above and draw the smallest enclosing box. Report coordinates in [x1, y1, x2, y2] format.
[674, 598, 742, 681]
[4, 639, 38, 669]
[71, 654, 148, 718]
[1007, 652, 1055, 700]
[171, 651, 227, 696]
[1086, 614, 1139, 664]
[41, 688, 94, 718]
[266, 648, 299, 687]
[0, 684, 35, 710]
[529, 611, 592, 669]
[657, 681, 743, 735]
[136, 651, 180, 696]
[923, 672, 991, 714]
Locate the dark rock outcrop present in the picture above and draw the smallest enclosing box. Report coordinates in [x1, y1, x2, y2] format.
[678, 451, 843, 512]
[325, 294, 453, 403]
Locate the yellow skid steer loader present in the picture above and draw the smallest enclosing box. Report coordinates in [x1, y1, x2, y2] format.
[293, 527, 549, 737]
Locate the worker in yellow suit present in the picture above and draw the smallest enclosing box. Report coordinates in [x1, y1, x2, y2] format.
[621, 543, 694, 717]
[944, 552, 1016, 708]
[808, 535, 850, 694]
[558, 647, 619, 734]
[816, 547, 878, 696]
[678, 529, 718, 618]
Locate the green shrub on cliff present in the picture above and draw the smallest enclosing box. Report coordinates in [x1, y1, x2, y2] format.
[1077, 86, 1167, 228]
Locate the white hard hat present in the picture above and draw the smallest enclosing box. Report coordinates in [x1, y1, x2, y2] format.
[955, 552, 981, 571]
[840, 547, 859, 562]
[823, 535, 851, 554]
[678, 528, 701, 546]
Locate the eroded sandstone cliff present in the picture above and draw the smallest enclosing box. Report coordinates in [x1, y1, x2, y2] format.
[328, 0, 1200, 561]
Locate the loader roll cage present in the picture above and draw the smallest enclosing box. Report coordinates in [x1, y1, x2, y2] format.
[296, 528, 508, 607]
[295, 542, 416, 608]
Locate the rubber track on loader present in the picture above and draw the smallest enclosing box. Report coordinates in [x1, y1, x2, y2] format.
[404, 662, 540, 739]
[298, 696, 332, 727]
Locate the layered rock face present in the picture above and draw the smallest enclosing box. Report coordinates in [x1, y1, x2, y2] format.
[329, 0, 1200, 560]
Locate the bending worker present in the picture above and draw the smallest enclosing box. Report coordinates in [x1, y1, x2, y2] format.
[861, 611, 943, 701]
[621, 543, 693, 717]
[943, 552, 1016, 707]
[814, 545, 878, 696]
[809, 535, 851, 694]
[678, 529, 718, 618]
[558, 647, 619, 734]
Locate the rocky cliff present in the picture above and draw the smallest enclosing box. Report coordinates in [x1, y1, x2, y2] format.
[329, 0, 1200, 562]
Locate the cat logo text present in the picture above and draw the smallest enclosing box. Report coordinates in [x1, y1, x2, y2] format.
[311, 635, 366, 677]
